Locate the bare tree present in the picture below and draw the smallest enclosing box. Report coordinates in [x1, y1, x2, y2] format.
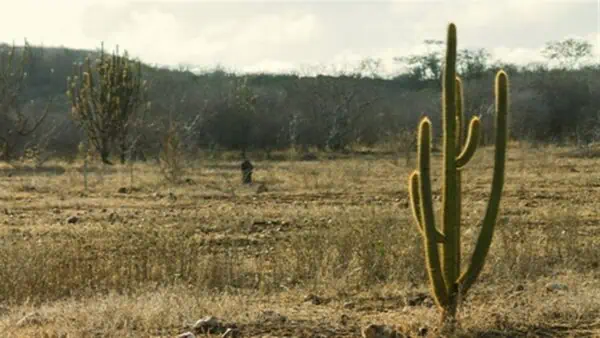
[158, 116, 185, 184]
[290, 66, 382, 151]
[394, 39, 444, 82]
[541, 38, 593, 69]
[395, 40, 491, 82]
[0, 42, 49, 161]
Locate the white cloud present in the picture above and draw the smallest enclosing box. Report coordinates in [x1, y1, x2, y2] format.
[0, 1, 96, 48]
[232, 13, 317, 46]
[490, 46, 545, 65]
[240, 60, 298, 74]
[80, 7, 319, 68]
[0, 0, 597, 74]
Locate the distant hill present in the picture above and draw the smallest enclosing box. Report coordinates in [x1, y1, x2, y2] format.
[0, 42, 598, 161]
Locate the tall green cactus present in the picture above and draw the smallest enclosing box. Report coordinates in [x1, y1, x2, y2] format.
[408, 22, 509, 323]
[67, 44, 147, 165]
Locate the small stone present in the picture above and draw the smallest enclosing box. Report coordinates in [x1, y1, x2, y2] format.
[418, 327, 428, 336]
[117, 187, 129, 194]
[192, 316, 223, 334]
[66, 216, 79, 224]
[545, 282, 568, 292]
[362, 324, 404, 338]
[222, 328, 240, 338]
[343, 301, 355, 309]
[177, 332, 196, 338]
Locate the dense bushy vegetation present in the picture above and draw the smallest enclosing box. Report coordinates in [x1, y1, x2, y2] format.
[1, 37, 599, 163]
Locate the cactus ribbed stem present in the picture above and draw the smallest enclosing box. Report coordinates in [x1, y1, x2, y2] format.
[457, 70, 509, 293]
[415, 118, 448, 307]
[407, 23, 509, 324]
[440, 22, 459, 309]
[455, 77, 464, 149]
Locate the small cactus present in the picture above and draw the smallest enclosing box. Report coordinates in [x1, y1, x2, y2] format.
[407, 22, 510, 324]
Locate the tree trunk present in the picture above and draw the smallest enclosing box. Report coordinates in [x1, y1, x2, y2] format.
[120, 148, 126, 164]
[100, 149, 113, 165]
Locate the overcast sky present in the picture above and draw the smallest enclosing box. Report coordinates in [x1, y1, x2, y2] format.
[1, 0, 598, 76]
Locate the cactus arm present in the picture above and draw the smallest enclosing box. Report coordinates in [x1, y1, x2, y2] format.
[408, 171, 424, 234]
[409, 171, 446, 243]
[441, 23, 460, 297]
[416, 118, 449, 307]
[458, 70, 509, 295]
[456, 117, 481, 169]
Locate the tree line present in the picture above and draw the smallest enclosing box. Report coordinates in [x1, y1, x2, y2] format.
[0, 37, 599, 164]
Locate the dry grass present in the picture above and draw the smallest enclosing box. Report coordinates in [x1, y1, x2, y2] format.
[0, 143, 599, 337]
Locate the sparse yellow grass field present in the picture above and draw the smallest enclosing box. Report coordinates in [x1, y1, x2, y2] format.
[0, 142, 599, 337]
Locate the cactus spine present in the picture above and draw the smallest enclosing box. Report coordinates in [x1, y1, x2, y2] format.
[408, 23, 509, 323]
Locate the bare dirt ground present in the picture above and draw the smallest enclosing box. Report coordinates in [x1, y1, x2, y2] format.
[0, 143, 599, 337]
